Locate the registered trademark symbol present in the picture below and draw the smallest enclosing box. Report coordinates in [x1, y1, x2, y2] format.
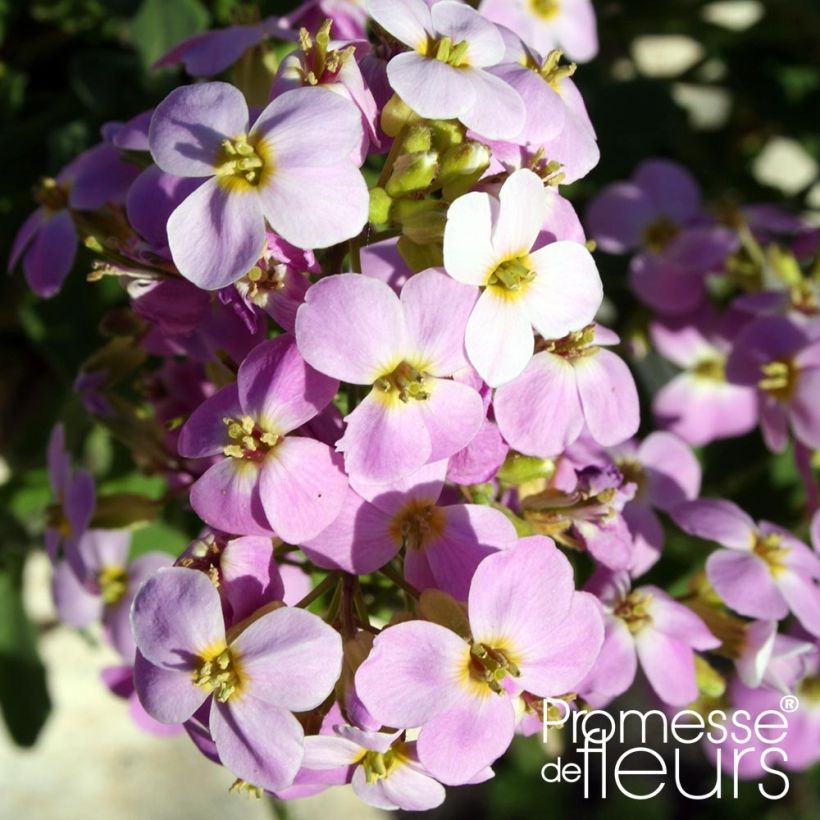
[780, 695, 799, 712]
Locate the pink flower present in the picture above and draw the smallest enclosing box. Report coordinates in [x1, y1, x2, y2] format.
[295, 269, 485, 482]
[580, 570, 719, 707]
[355, 537, 603, 784]
[178, 336, 348, 542]
[131, 567, 343, 791]
[443, 169, 602, 386]
[673, 499, 820, 637]
[302, 460, 516, 598]
[494, 324, 639, 454]
[367, 0, 524, 140]
[480, 0, 599, 64]
[148, 82, 368, 288]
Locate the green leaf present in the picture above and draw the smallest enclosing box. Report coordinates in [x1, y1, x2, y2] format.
[130, 519, 189, 558]
[0, 560, 51, 747]
[129, 0, 209, 67]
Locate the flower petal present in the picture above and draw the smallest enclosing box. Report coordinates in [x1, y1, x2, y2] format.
[167, 177, 265, 289]
[23, 209, 77, 298]
[387, 52, 475, 120]
[705, 549, 788, 619]
[443, 191, 497, 286]
[133, 651, 206, 724]
[177, 384, 241, 459]
[367, 0, 432, 49]
[634, 630, 698, 706]
[416, 377, 485, 463]
[672, 499, 757, 551]
[491, 169, 548, 260]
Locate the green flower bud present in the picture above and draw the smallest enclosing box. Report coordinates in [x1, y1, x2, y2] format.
[498, 453, 556, 485]
[439, 141, 491, 201]
[392, 199, 446, 244]
[397, 235, 444, 272]
[368, 186, 393, 225]
[386, 151, 439, 197]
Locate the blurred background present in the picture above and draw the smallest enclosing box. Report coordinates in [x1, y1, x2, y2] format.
[0, 0, 819, 818]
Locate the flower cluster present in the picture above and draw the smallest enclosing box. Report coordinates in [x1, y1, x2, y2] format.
[13, 0, 819, 811]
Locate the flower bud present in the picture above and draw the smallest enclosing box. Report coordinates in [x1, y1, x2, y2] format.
[386, 151, 439, 197]
[368, 186, 393, 225]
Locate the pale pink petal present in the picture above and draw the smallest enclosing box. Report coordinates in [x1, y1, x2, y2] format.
[777, 572, 820, 637]
[643, 586, 719, 650]
[635, 629, 699, 706]
[672, 499, 756, 550]
[387, 52, 475, 120]
[367, 0, 432, 49]
[416, 377, 485, 463]
[259, 437, 347, 544]
[578, 617, 637, 701]
[133, 652, 206, 724]
[431, 1, 504, 67]
[459, 69, 525, 140]
[705, 550, 788, 619]
[296, 274, 409, 384]
[494, 352, 584, 456]
[355, 620, 466, 728]
[574, 349, 640, 447]
[401, 269, 478, 375]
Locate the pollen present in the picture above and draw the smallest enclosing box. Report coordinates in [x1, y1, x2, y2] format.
[614, 590, 653, 634]
[194, 645, 245, 702]
[421, 35, 471, 68]
[758, 359, 797, 402]
[487, 256, 537, 298]
[222, 415, 280, 460]
[362, 744, 406, 785]
[752, 531, 790, 575]
[215, 135, 271, 189]
[465, 641, 521, 695]
[374, 361, 431, 404]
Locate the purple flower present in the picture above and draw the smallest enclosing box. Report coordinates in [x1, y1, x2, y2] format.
[178, 336, 348, 542]
[673, 499, 820, 637]
[368, 0, 525, 140]
[296, 269, 485, 483]
[52, 529, 171, 660]
[480, 0, 598, 64]
[9, 143, 139, 297]
[285, 0, 369, 42]
[494, 324, 639, 455]
[148, 82, 368, 289]
[609, 432, 702, 575]
[131, 566, 343, 791]
[443, 169, 603, 386]
[302, 459, 516, 598]
[44, 425, 95, 563]
[355, 537, 603, 784]
[651, 310, 759, 446]
[580, 570, 719, 706]
[302, 726, 446, 811]
[101, 664, 183, 738]
[726, 315, 820, 452]
[734, 622, 815, 692]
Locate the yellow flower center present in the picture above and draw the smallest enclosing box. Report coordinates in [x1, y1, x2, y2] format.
[389, 499, 447, 550]
[466, 642, 521, 694]
[529, 0, 561, 20]
[222, 415, 280, 461]
[692, 356, 726, 382]
[617, 457, 647, 498]
[420, 35, 471, 68]
[34, 177, 69, 211]
[752, 532, 789, 575]
[537, 324, 598, 360]
[298, 19, 355, 85]
[797, 674, 820, 706]
[215, 135, 271, 190]
[375, 361, 430, 403]
[361, 746, 407, 784]
[615, 590, 653, 634]
[194, 646, 245, 702]
[98, 565, 128, 605]
[487, 256, 537, 299]
[758, 359, 797, 402]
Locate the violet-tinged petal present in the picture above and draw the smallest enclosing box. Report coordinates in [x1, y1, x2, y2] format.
[296, 274, 409, 384]
[237, 337, 338, 434]
[460, 68, 525, 141]
[52, 560, 101, 627]
[705, 550, 788, 619]
[8, 208, 44, 272]
[65, 469, 96, 536]
[231, 606, 342, 710]
[75, 529, 130, 578]
[469, 536, 573, 654]
[167, 176, 266, 290]
[259, 437, 347, 544]
[367, 0, 432, 49]
[258, 162, 368, 251]
[628, 254, 706, 316]
[23, 209, 76, 298]
[777, 572, 820, 637]
[133, 651, 206, 724]
[672, 499, 756, 550]
[220, 536, 284, 622]
[446, 418, 509, 485]
[624, 504, 664, 577]
[643, 586, 719, 650]
[302, 734, 363, 768]
[417, 694, 515, 786]
[432, 0, 504, 66]
[401, 269, 477, 376]
[178, 384, 241, 459]
[578, 617, 637, 701]
[301, 488, 397, 574]
[634, 630, 698, 707]
[494, 351, 584, 456]
[189, 458, 274, 537]
[586, 182, 655, 254]
[149, 82, 249, 177]
[156, 25, 266, 77]
[633, 159, 701, 224]
[338, 392, 431, 483]
[356, 757, 446, 811]
[131, 567, 225, 670]
[253, 87, 365, 167]
[574, 349, 640, 447]
[355, 620, 466, 728]
[790, 365, 820, 449]
[638, 431, 701, 510]
[389, 51, 477, 119]
[416, 377, 485, 463]
[211, 697, 304, 792]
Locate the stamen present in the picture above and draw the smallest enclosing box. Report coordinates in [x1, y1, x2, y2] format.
[375, 362, 430, 403]
[614, 590, 653, 634]
[752, 532, 789, 574]
[758, 359, 796, 401]
[487, 257, 537, 294]
[98, 565, 128, 605]
[194, 647, 243, 702]
[222, 416, 280, 460]
[215, 136, 267, 187]
[468, 642, 521, 692]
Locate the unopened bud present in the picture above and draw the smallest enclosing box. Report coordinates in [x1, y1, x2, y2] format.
[381, 95, 418, 137]
[368, 186, 393, 225]
[386, 151, 439, 197]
